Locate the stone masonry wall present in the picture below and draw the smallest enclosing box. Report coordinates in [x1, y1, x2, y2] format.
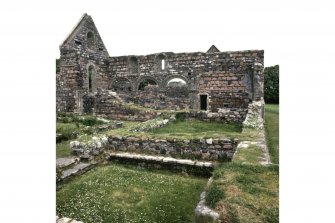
[126, 85, 190, 110]
[93, 90, 158, 121]
[71, 135, 237, 162]
[57, 14, 264, 124]
[106, 136, 237, 161]
[198, 70, 250, 122]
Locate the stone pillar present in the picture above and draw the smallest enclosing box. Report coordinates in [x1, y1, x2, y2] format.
[252, 62, 264, 101]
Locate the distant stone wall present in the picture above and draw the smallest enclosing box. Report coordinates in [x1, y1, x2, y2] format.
[198, 71, 250, 122]
[185, 110, 247, 123]
[125, 85, 190, 110]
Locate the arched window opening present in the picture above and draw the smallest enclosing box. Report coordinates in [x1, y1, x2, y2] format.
[110, 78, 132, 93]
[156, 54, 166, 71]
[138, 79, 157, 91]
[87, 32, 95, 49]
[88, 65, 94, 92]
[161, 59, 165, 70]
[167, 78, 187, 87]
[129, 56, 139, 74]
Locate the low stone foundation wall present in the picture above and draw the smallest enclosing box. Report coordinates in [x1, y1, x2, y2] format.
[106, 136, 237, 161]
[183, 110, 247, 123]
[71, 136, 237, 162]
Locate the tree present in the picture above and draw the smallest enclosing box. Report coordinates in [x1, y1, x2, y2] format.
[264, 65, 279, 104]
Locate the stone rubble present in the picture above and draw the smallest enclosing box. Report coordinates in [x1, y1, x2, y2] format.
[56, 216, 83, 223]
[195, 177, 221, 223]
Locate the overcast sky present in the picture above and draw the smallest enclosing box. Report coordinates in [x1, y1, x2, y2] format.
[53, 1, 289, 67]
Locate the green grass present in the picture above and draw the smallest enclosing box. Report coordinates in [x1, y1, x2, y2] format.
[210, 163, 279, 223]
[107, 119, 247, 140]
[208, 103, 280, 222]
[264, 104, 279, 164]
[149, 120, 242, 139]
[56, 123, 80, 141]
[233, 144, 265, 165]
[57, 163, 207, 223]
[56, 140, 71, 158]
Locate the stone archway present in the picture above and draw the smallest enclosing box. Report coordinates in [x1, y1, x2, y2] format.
[162, 75, 189, 89]
[135, 76, 160, 91]
[110, 77, 133, 93]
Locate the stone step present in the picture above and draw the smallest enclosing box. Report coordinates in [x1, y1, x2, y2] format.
[107, 152, 214, 177]
[60, 162, 95, 181]
[108, 152, 214, 168]
[56, 216, 83, 223]
[56, 157, 79, 170]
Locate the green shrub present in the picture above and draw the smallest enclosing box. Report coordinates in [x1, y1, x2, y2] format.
[56, 123, 79, 141]
[206, 184, 224, 208]
[80, 116, 104, 126]
[264, 65, 279, 104]
[175, 112, 187, 121]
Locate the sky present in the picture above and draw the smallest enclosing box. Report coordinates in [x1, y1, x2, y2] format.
[53, 1, 285, 67]
[1, 0, 335, 222]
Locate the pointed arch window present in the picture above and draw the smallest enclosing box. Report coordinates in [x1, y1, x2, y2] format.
[129, 56, 139, 74]
[156, 54, 166, 71]
[88, 65, 95, 92]
[87, 31, 95, 49]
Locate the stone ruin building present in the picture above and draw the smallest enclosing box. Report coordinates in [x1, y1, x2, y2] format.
[56, 13, 264, 123]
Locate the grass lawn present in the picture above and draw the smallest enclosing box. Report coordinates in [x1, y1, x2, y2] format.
[210, 163, 279, 223]
[233, 144, 265, 165]
[207, 103, 280, 222]
[149, 120, 242, 139]
[264, 104, 279, 164]
[57, 163, 207, 223]
[107, 119, 250, 140]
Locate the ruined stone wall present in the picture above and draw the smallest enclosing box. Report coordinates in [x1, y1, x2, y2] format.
[107, 50, 263, 90]
[57, 14, 264, 124]
[56, 14, 109, 113]
[107, 136, 237, 161]
[56, 50, 81, 112]
[125, 85, 190, 110]
[71, 135, 237, 162]
[93, 90, 158, 121]
[106, 50, 263, 113]
[198, 71, 250, 122]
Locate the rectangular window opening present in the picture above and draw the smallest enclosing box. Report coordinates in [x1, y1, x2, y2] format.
[161, 59, 165, 70]
[200, 95, 207, 110]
